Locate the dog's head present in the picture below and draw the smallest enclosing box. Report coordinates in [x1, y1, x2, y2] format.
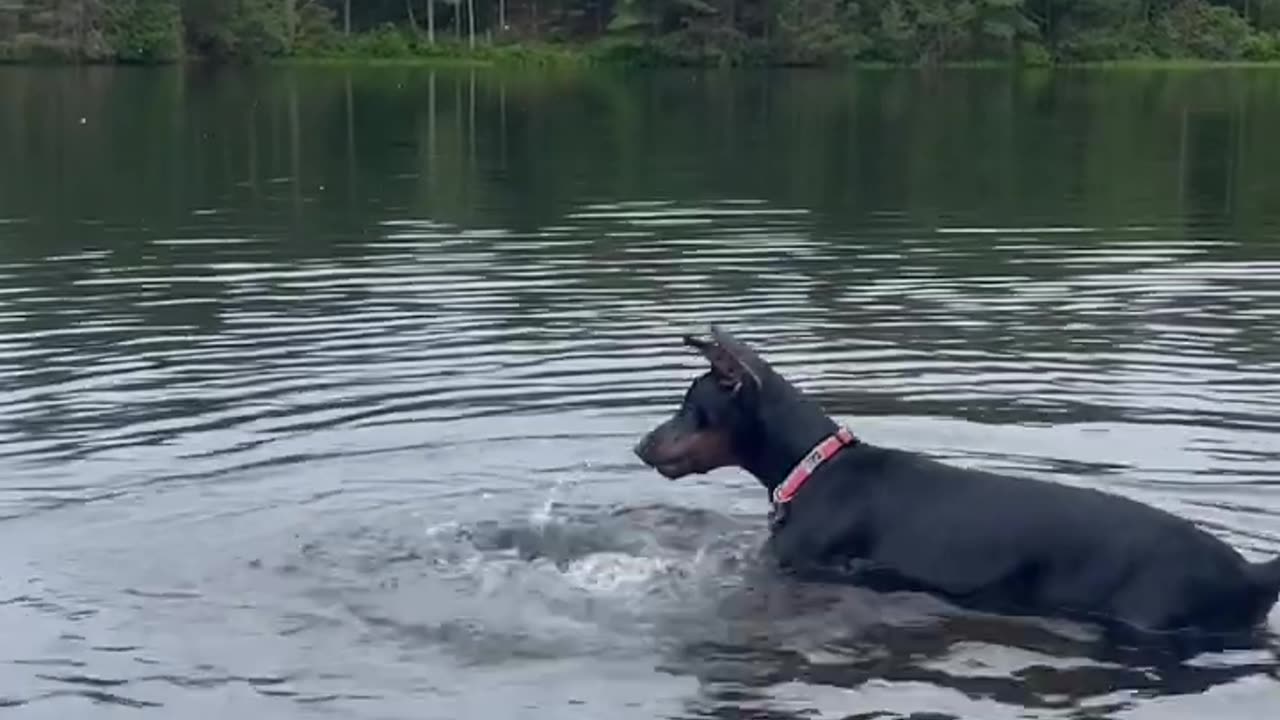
[633, 326, 775, 480]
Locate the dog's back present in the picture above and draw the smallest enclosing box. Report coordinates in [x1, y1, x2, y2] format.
[774, 443, 1280, 633]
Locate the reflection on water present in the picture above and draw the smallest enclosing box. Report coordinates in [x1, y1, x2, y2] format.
[1, 66, 1280, 718]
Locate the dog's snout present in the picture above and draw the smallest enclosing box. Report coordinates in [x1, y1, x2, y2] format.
[635, 423, 678, 466]
[633, 431, 655, 461]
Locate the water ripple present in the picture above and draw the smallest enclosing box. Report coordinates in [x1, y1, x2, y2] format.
[3, 203, 1280, 489]
[4, 79, 1280, 717]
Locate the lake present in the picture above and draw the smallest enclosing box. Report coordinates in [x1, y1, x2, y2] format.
[2, 65, 1280, 719]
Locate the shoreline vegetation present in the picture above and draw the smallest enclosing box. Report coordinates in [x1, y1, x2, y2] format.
[2, 1, 1280, 68]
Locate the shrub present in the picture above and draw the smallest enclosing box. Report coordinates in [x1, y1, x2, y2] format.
[108, 0, 185, 63]
[184, 0, 287, 61]
[351, 23, 415, 58]
[775, 0, 868, 66]
[1243, 31, 1280, 60]
[1057, 26, 1153, 62]
[293, 2, 343, 55]
[1018, 40, 1052, 66]
[1154, 0, 1254, 60]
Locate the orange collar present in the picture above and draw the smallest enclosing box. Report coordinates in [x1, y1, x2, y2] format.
[771, 426, 857, 506]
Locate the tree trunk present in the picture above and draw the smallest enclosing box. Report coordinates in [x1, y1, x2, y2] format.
[407, 0, 419, 33]
[344, 0, 351, 35]
[284, 0, 296, 51]
[500, 0, 506, 30]
[427, 0, 435, 44]
[467, 0, 475, 49]
[75, 0, 84, 57]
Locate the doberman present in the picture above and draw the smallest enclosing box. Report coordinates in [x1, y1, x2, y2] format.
[634, 326, 1280, 639]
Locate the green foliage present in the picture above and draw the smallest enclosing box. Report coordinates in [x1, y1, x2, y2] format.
[973, 0, 1037, 54]
[293, 29, 587, 67]
[294, 1, 343, 54]
[1056, 27, 1154, 62]
[912, 0, 973, 61]
[875, 0, 920, 61]
[475, 41, 589, 67]
[107, 0, 184, 63]
[1153, 0, 1254, 59]
[3, 0, 1280, 66]
[1243, 30, 1280, 59]
[589, 36, 663, 64]
[774, 0, 866, 66]
[183, 0, 288, 61]
[652, 23, 751, 66]
[345, 23, 415, 57]
[1050, 0, 1153, 61]
[1018, 39, 1052, 65]
[607, 0, 658, 34]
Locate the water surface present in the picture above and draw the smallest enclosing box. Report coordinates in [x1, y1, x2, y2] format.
[2, 66, 1280, 718]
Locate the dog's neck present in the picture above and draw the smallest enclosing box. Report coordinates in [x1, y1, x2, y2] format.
[737, 388, 840, 493]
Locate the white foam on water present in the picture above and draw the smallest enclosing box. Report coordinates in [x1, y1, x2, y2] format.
[562, 552, 681, 595]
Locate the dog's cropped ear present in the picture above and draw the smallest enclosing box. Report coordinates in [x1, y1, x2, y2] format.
[681, 334, 711, 353]
[682, 330, 762, 393]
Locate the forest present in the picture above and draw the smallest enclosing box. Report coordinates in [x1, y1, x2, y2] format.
[2, 0, 1280, 65]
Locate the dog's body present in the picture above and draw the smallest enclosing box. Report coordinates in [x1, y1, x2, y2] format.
[635, 327, 1280, 636]
[762, 441, 1279, 634]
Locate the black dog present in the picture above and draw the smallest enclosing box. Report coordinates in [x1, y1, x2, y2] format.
[634, 326, 1280, 637]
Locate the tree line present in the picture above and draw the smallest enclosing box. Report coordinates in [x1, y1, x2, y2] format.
[2, 0, 1279, 65]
